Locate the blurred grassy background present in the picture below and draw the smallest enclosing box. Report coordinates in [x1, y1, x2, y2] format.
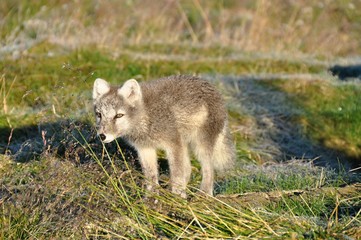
[2, 0, 361, 56]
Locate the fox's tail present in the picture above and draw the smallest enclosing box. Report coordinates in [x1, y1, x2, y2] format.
[213, 123, 236, 172]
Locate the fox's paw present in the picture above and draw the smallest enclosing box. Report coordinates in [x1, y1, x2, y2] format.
[171, 187, 187, 199]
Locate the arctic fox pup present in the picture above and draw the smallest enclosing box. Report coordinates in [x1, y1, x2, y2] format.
[93, 75, 235, 197]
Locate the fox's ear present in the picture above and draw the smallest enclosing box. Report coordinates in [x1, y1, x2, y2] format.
[93, 78, 110, 100]
[118, 79, 142, 105]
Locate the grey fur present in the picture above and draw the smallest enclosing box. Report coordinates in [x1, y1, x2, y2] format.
[93, 75, 235, 197]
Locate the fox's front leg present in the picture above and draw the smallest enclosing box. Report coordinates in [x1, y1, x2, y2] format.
[137, 147, 159, 192]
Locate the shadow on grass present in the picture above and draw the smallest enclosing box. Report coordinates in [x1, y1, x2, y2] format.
[329, 64, 361, 80]
[0, 119, 175, 176]
[227, 76, 360, 171]
[0, 120, 139, 167]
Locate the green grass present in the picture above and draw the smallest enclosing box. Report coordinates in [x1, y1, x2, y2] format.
[1, 0, 361, 238]
[0, 39, 360, 240]
[217, 163, 347, 195]
[0, 42, 324, 129]
[0, 0, 57, 39]
[263, 79, 361, 160]
[0, 41, 360, 239]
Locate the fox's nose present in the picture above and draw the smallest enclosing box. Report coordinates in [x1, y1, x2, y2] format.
[99, 134, 106, 141]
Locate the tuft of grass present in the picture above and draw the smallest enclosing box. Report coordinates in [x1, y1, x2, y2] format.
[0, 155, 87, 239]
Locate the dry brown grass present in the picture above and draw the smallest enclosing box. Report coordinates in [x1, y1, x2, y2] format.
[3, 0, 361, 58]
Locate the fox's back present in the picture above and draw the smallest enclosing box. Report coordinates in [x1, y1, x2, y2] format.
[140, 75, 227, 136]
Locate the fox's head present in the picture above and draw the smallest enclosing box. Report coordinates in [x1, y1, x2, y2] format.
[92, 78, 143, 143]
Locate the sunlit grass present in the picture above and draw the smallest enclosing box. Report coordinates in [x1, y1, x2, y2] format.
[0, 44, 324, 131]
[263, 79, 361, 161]
[1, 142, 359, 239]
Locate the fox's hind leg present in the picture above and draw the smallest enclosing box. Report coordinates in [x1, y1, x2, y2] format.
[166, 142, 191, 198]
[193, 142, 215, 196]
[194, 124, 235, 196]
[191, 124, 222, 196]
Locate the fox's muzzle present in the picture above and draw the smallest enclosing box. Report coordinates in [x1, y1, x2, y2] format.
[97, 132, 116, 143]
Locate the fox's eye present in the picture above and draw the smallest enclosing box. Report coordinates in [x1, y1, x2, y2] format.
[115, 113, 124, 119]
[96, 112, 101, 118]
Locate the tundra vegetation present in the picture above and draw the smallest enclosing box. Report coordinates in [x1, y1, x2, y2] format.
[0, 0, 360, 239]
